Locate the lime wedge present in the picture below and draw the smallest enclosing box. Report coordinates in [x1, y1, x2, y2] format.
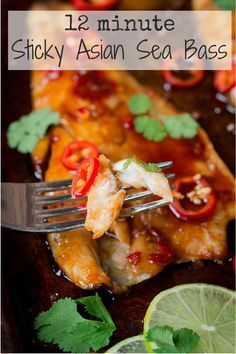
[144, 283, 235, 353]
[106, 335, 148, 353]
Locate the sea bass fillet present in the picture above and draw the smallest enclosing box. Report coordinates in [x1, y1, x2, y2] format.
[31, 69, 235, 292]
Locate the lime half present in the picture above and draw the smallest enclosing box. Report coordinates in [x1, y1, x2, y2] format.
[106, 335, 148, 353]
[144, 283, 235, 353]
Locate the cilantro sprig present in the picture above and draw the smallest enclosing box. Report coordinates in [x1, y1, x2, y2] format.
[7, 108, 60, 154]
[127, 93, 199, 142]
[123, 157, 162, 172]
[34, 294, 116, 353]
[146, 325, 200, 353]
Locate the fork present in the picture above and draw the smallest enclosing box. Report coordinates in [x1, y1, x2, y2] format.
[2, 161, 174, 233]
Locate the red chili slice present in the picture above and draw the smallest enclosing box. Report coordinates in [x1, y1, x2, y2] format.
[62, 141, 99, 171]
[163, 69, 204, 88]
[127, 252, 141, 266]
[169, 176, 216, 221]
[149, 240, 174, 264]
[214, 68, 236, 93]
[71, 0, 118, 10]
[71, 157, 99, 197]
[162, 51, 204, 87]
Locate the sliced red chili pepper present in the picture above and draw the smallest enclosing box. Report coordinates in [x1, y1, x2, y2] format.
[214, 68, 236, 93]
[73, 71, 116, 100]
[71, 0, 118, 10]
[127, 252, 141, 266]
[149, 240, 174, 264]
[163, 69, 204, 88]
[169, 176, 216, 221]
[71, 157, 99, 197]
[62, 141, 99, 171]
[162, 51, 204, 88]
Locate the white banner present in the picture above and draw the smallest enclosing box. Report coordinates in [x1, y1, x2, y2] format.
[8, 10, 232, 70]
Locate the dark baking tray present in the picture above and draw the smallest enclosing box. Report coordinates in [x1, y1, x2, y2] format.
[2, 0, 235, 352]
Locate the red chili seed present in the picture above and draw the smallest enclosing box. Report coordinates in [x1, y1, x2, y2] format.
[76, 107, 90, 120]
[149, 241, 174, 264]
[127, 252, 141, 266]
[123, 117, 134, 129]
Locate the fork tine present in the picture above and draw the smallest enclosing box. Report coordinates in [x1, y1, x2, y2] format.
[36, 205, 86, 219]
[153, 161, 173, 169]
[124, 183, 175, 203]
[38, 199, 171, 232]
[36, 191, 154, 220]
[34, 173, 175, 206]
[36, 185, 175, 220]
[34, 161, 173, 194]
[35, 194, 83, 206]
[124, 190, 154, 203]
[120, 199, 171, 218]
[165, 173, 175, 180]
[37, 218, 85, 232]
[34, 179, 72, 193]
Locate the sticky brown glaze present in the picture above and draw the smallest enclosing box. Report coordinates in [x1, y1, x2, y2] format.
[31, 69, 235, 291]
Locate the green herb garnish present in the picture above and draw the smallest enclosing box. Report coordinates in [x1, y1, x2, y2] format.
[146, 325, 200, 353]
[7, 108, 60, 154]
[128, 94, 198, 142]
[162, 113, 199, 139]
[128, 93, 152, 115]
[34, 294, 116, 353]
[213, 0, 235, 9]
[134, 115, 168, 142]
[123, 157, 162, 172]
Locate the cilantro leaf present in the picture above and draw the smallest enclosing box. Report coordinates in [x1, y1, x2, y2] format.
[141, 162, 162, 172]
[162, 113, 198, 139]
[214, 0, 235, 9]
[34, 294, 116, 353]
[7, 108, 60, 154]
[78, 293, 114, 325]
[58, 321, 114, 353]
[34, 298, 81, 343]
[134, 115, 167, 142]
[123, 157, 162, 172]
[123, 158, 133, 169]
[146, 325, 174, 346]
[146, 325, 200, 354]
[128, 93, 152, 115]
[173, 328, 200, 353]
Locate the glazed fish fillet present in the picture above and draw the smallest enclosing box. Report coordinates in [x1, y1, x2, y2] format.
[85, 154, 126, 239]
[113, 159, 173, 203]
[31, 68, 235, 292]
